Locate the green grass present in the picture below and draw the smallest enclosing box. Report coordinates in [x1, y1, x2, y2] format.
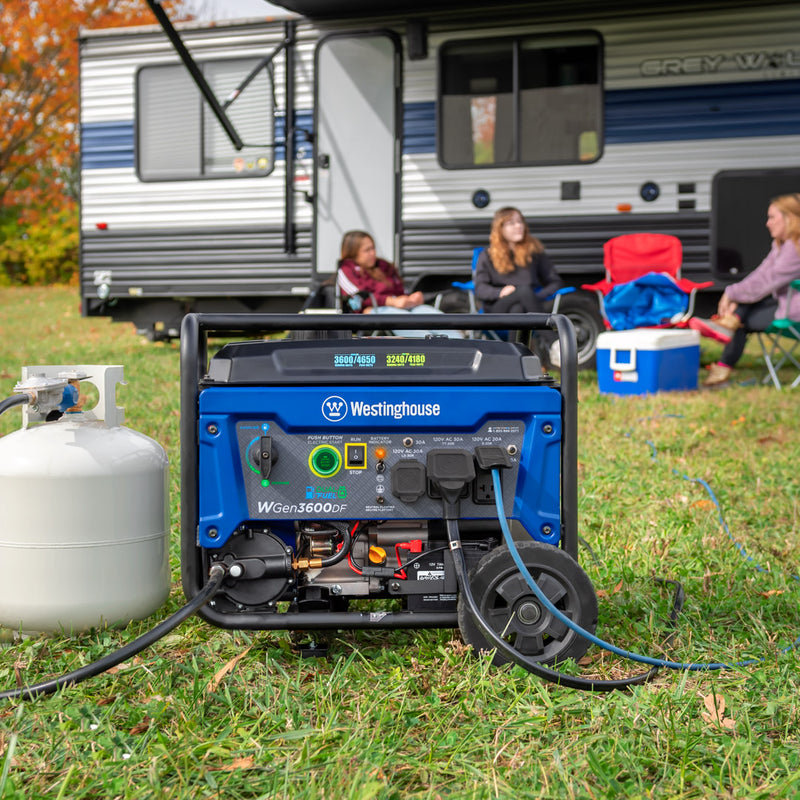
[1, 286, 800, 799]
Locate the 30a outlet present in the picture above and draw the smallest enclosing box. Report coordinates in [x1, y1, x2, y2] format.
[472, 466, 499, 505]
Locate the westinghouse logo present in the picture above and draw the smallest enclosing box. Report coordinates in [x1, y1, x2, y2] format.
[322, 395, 441, 422]
[321, 395, 348, 422]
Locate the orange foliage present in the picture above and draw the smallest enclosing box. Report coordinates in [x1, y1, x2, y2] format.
[0, 0, 185, 219]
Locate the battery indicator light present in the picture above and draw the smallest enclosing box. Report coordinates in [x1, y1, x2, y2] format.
[374, 446, 387, 460]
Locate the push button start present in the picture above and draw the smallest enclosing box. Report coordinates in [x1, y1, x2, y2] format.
[309, 445, 342, 477]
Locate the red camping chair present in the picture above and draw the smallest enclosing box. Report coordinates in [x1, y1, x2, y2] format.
[582, 233, 712, 330]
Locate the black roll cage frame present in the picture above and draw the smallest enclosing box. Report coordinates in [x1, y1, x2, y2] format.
[180, 311, 579, 631]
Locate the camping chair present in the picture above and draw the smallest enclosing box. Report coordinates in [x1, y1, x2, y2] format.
[756, 279, 800, 389]
[582, 233, 712, 330]
[439, 247, 575, 340]
[300, 275, 341, 312]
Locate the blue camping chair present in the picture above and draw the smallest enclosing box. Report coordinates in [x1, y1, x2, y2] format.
[439, 247, 574, 340]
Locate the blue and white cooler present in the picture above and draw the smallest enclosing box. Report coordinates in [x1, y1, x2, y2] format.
[596, 328, 701, 395]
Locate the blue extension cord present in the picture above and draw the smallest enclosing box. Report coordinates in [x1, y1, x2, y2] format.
[491, 425, 800, 671]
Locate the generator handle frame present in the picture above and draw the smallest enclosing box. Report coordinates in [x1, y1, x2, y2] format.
[180, 312, 579, 599]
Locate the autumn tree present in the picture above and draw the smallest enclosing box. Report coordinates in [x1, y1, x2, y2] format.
[0, 0, 185, 220]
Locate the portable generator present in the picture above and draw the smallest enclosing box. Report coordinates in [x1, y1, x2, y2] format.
[180, 312, 598, 668]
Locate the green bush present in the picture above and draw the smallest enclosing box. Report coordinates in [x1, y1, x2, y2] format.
[0, 211, 79, 286]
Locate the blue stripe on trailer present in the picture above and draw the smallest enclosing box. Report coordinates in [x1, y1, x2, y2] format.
[81, 77, 800, 169]
[605, 77, 800, 143]
[80, 121, 136, 169]
[402, 77, 800, 152]
[81, 111, 315, 170]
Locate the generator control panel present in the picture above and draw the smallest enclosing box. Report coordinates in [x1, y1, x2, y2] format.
[195, 337, 563, 549]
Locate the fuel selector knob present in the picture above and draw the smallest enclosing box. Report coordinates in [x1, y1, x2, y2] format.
[249, 435, 278, 479]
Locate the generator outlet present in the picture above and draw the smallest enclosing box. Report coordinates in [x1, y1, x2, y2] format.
[473, 466, 499, 505]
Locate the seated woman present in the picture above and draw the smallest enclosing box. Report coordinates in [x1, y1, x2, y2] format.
[695, 194, 800, 386]
[474, 207, 564, 360]
[336, 230, 461, 337]
[474, 207, 564, 313]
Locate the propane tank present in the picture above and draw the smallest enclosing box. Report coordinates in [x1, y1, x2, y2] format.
[0, 365, 170, 634]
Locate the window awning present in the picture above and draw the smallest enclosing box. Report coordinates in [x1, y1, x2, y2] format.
[266, 0, 794, 20]
[266, 0, 509, 17]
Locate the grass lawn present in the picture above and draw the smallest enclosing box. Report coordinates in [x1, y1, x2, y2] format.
[0, 286, 799, 799]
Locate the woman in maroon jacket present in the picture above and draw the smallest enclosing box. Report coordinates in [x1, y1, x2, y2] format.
[697, 194, 800, 386]
[336, 230, 426, 312]
[335, 230, 461, 337]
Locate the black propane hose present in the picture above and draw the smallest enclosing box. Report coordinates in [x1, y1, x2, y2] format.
[0, 564, 227, 702]
[0, 394, 30, 417]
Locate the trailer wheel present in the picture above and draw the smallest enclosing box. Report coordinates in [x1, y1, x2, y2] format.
[550, 291, 604, 370]
[457, 541, 597, 667]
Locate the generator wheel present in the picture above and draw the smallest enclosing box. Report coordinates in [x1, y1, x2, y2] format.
[457, 541, 597, 666]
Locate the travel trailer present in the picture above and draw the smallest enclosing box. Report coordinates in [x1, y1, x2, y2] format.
[79, 0, 800, 361]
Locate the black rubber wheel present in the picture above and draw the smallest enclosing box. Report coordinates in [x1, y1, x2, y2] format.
[457, 541, 598, 666]
[553, 291, 604, 370]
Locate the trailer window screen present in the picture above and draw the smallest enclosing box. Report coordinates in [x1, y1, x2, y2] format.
[439, 32, 602, 169]
[137, 58, 275, 181]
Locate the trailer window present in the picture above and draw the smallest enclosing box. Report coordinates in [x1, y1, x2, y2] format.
[439, 32, 602, 169]
[137, 58, 275, 181]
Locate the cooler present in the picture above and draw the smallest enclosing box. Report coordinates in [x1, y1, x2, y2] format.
[596, 328, 701, 395]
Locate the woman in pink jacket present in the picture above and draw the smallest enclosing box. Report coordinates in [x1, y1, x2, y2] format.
[699, 194, 800, 386]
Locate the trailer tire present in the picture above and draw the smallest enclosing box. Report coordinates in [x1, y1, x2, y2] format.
[550, 291, 604, 371]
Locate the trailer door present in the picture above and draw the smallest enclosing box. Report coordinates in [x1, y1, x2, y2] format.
[313, 32, 401, 276]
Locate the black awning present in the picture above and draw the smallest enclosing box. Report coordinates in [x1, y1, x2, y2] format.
[267, 0, 519, 18]
[267, 0, 794, 21]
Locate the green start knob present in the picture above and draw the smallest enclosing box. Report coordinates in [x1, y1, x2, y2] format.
[309, 445, 342, 477]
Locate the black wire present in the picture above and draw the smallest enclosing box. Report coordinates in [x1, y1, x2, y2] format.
[0, 564, 227, 702]
[316, 524, 352, 567]
[446, 519, 671, 692]
[396, 545, 449, 574]
[347, 524, 366, 572]
[578, 535, 601, 566]
[653, 577, 685, 634]
[0, 394, 29, 417]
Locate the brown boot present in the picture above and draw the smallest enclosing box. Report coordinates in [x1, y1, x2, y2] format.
[716, 313, 742, 331]
[703, 363, 732, 387]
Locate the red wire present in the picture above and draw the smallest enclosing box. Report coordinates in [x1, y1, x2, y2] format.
[394, 544, 407, 579]
[347, 521, 362, 575]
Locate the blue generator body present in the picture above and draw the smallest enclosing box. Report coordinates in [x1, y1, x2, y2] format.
[180, 313, 590, 663]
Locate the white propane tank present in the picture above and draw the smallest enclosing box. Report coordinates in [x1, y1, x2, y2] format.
[0, 365, 170, 634]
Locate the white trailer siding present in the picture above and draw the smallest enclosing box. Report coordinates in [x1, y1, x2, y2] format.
[78, 4, 800, 334]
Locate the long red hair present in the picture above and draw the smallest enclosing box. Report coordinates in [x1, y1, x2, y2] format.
[487, 207, 543, 275]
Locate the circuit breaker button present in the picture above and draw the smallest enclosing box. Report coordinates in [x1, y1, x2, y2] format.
[391, 460, 426, 503]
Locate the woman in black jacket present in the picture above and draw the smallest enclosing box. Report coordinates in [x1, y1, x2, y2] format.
[474, 206, 564, 313]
